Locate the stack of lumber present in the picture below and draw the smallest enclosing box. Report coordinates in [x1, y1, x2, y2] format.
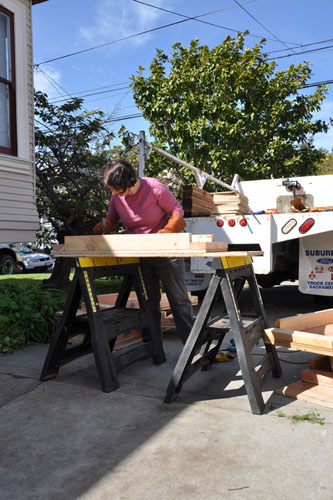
[182, 185, 214, 217]
[265, 308, 333, 408]
[211, 191, 250, 215]
[265, 308, 333, 356]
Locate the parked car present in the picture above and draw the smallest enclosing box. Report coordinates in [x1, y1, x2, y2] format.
[14, 244, 54, 273]
[0, 243, 54, 274]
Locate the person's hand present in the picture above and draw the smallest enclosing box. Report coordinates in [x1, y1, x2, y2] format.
[93, 220, 105, 234]
[93, 218, 114, 235]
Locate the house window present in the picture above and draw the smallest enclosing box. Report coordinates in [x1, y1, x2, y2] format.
[0, 6, 16, 156]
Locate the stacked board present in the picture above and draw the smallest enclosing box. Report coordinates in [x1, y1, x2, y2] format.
[182, 185, 214, 217]
[52, 233, 263, 258]
[211, 191, 250, 215]
[265, 308, 333, 408]
[265, 308, 333, 356]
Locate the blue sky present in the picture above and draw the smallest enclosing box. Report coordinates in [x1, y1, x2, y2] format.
[32, 0, 333, 152]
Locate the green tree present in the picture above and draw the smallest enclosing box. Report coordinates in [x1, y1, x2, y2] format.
[317, 150, 333, 174]
[35, 91, 114, 286]
[131, 35, 331, 185]
[35, 91, 113, 241]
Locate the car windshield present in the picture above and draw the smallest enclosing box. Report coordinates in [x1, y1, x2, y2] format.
[10, 244, 33, 254]
[19, 245, 33, 254]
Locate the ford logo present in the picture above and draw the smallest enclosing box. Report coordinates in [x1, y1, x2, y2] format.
[316, 258, 333, 264]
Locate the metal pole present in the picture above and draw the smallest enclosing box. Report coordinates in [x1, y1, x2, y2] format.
[139, 130, 145, 177]
[150, 144, 238, 192]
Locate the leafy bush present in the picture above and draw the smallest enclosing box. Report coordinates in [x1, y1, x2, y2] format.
[0, 282, 64, 354]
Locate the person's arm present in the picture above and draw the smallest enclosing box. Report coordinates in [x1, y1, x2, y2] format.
[157, 213, 186, 233]
[93, 197, 120, 234]
[152, 180, 186, 233]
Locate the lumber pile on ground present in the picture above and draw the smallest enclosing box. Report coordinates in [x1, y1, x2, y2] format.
[265, 308, 333, 408]
[182, 185, 214, 217]
[265, 308, 333, 356]
[211, 191, 250, 215]
[275, 355, 333, 409]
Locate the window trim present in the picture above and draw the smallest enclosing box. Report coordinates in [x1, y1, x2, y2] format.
[0, 5, 17, 156]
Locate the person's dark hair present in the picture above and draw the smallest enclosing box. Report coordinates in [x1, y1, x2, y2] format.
[103, 160, 137, 192]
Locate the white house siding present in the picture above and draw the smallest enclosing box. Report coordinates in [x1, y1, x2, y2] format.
[0, 0, 39, 243]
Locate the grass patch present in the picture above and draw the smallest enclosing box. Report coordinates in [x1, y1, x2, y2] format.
[276, 409, 325, 425]
[0, 273, 122, 354]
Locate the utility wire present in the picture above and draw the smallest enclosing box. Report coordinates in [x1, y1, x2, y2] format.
[268, 37, 333, 55]
[132, 0, 299, 45]
[35, 7, 236, 66]
[49, 86, 130, 103]
[35, 66, 89, 111]
[35, 3, 301, 67]
[269, 43, 333, 60]
[48, 82, 130, 101]
[233, 0, 297, 54]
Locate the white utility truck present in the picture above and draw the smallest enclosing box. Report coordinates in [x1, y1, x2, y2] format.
[138, 133, 333, 298]
[184, 174, 333, 298]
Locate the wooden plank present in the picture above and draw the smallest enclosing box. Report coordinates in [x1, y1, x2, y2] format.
[191, 234, 213, 242]
[265, 327, 333, 356]
[276, 309, 333, 330]
[301, 368, 333, 387]
[53, 244, 263, 258]
[190, 241, 228, 252]
[275, 380, 333, 408]
[65, 233, 193, 252]
[309, 355, 333, 371]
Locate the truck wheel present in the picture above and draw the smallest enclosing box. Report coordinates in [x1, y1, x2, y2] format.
[0, 254, 16, 275]
[256, 272, 285, 288]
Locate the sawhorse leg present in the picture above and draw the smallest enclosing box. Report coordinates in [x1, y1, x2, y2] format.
[165, 259, 282, 414]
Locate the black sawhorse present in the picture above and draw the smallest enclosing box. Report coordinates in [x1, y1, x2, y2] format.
[40, 256, 166, 392]
[165, 256, 282, 414]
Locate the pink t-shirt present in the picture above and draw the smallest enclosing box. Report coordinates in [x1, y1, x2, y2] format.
[106, 177, 184, 234]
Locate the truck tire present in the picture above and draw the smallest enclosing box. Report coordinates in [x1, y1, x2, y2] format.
[256, 272, 287, 288]
[0, 254, 16, 275]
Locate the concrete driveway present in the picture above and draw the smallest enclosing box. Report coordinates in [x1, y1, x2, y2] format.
[0, 283, 332, 500]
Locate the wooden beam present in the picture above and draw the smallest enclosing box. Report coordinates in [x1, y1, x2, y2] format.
[65, 233, 193, 252]
[275, 309, 333, 330]
[265, 327, 333, 356]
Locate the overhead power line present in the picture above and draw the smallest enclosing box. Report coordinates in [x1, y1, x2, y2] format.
[268, 37, 333, 55]
[132, 0, 299, 45]
[49, 86, 130, 104]
[268, 43, 333, 60]
[233, 0, 297, 54]
[35, 6, 242, 66]
[35, 3, 301, 68]
[48, 82, 130, 101]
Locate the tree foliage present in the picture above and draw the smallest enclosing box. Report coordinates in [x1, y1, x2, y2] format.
[131, 35, 331, 184]
[35, 91, 113, 243]
[317, 150, 333, 174]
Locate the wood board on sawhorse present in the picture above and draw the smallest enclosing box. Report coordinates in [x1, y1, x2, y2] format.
[164, 256, 282, 414]
[40, 256, 166, 392]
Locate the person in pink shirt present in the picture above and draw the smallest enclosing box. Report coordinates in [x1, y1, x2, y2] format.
[93, 159, 194, 343]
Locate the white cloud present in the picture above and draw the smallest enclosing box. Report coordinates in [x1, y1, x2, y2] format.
[79, 0, 165, 47]
[34, 66, 62, 98]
